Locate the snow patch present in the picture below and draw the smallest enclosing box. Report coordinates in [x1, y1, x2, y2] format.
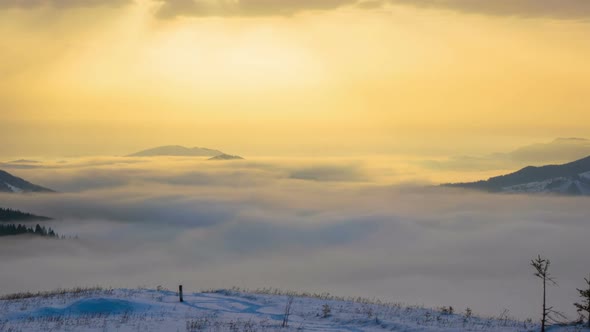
[4, 182, 23, 193]
[0, 288, 584, 331]
[501, 175, 590, 195]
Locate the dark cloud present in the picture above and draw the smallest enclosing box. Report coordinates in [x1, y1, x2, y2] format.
[0, 0, 131, 9]
[289, 164, 368, 182]
[155, 0, 359, 18]
[386, 0, 590, 20]
[3, 0, 587, 19]
[0, 163, 42, 170]
[153, 0, 590, 19]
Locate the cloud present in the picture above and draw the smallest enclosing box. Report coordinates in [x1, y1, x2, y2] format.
[1, 0, 588, 20]
[155, 0, 360, 18]
[289, 164, 369, 182]
[386, 0, 590, 20]
[153, 0, 590, 19]
[505, 137, 590, 163]
[420, 138, 590, 173]
[420, 155, 511, 172]
[0, 0, 131, 9]
[4, 157, 369, 192]
[1, 157, 590, 320]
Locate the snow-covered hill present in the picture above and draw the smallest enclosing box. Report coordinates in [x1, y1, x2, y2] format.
[0, 169, 54, 193]
[445, 155, 590, 195]
[0, 287, 585, 332]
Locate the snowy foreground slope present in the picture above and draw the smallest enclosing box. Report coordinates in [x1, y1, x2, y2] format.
[0, 288, 586, 332]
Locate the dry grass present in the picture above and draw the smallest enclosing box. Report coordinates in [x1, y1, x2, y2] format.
[0, 286, 108, 301]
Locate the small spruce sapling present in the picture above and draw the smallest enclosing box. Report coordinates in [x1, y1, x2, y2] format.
[574, 274, 590, 328]
[531, 255, 557, 332]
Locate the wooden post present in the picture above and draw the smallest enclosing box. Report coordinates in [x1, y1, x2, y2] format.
[179, 285, 183, 302]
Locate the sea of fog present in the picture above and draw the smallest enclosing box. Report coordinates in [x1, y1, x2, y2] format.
[1, 156, 589, 320]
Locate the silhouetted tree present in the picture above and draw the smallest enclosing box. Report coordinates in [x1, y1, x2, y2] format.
[574, 274, 590, 328]
[531, 255, 556, 332]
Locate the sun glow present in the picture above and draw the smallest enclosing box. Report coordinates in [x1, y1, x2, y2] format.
[0, 3, 590, 157]
[142, 21, 326, 94]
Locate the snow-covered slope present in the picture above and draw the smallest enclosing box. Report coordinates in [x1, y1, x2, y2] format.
[446, 155, 590, 195]
[0, 288, 585, 332]
[0, 170, 54, 193]
[502, 171, 590, 195]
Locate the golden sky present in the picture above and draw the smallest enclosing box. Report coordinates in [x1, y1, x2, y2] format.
[1, 0, 589, 158]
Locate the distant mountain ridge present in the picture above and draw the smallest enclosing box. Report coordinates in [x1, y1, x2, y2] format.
[0, 170, 54, 193]
[128, 145, 224, 157]
[497, 137, 590, 163]
[423, 137, 590, 171]
[445, 155, 590, 195]
[209, 154, 244, 161]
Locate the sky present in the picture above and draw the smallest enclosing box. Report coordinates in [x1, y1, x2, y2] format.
[2, 1, 590, 321]
[1, 0, 590, 158]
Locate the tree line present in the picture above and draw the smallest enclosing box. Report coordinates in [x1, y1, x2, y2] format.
[0, 207, 51, 222]
[0, 223, 58, 237]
